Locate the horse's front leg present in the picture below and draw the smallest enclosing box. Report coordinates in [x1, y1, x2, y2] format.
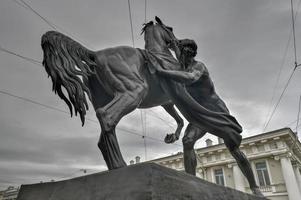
[162, 103, 184, 144]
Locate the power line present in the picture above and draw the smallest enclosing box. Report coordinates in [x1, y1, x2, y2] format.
[0, 89, 181, 147]
[12, 0, 91, 48]
[144, 0, 147, 23]
[262, 28, 292, 130]
[263, 68, 298, 131]
[291, 0, 298, 66]
[0, 45, 42, 66]
[12, 0, 29, 10]
[140, 110, 147, 160]
[127, 0, 135, 47]
[147, 110, 176, 129]
[0, 90, 69, 115]
[16, 0, 58, 30]
[263, 0, 301, 131]
[285, 118, 299, 127]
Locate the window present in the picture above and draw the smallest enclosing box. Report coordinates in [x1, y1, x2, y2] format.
[207, 155, 212, 162]
[214, 168, 225, 186]
[270, 142, 278, 149]
[255, 161, 271, 186]
[257, 145, 265, 152]
[225, 152, 231, 158]
[245, 147, 253, 154]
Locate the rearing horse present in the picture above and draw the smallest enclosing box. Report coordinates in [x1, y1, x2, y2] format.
[41, 17, 183, 170]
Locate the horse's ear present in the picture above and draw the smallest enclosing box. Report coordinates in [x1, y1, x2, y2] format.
[141, 21, 154, 35]
[155, 16, 163, 25]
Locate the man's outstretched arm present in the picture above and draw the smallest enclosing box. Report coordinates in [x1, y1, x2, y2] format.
[157, 68, 202, 84]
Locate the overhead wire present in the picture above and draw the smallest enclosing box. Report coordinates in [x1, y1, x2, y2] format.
[12, 0, 91, 48]
[263, 0, 301, 131]
[127, 0, 135, 47]
[0, 90, 181, 147]
[144, 0, 147, 23]
[16, 0, 58, 30]
[147, 110, 176, 129]
[262, 26, 292, 131]
[291, 0, 298, 67]
[263, 68, 298, 131]
[12, 0, 30, 10]
[0, 45, 42, 66]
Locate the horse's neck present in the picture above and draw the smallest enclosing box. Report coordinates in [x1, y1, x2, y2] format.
[144, 32, 170, 55]
[145, 42, 168, 53]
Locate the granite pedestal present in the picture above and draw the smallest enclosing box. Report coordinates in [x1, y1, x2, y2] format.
[17, 163, 267, 200]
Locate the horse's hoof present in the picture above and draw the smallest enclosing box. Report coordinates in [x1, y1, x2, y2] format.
[164, 133, 177, 144]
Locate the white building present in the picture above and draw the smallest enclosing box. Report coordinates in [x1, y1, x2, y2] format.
[151, 128, 301, 200]
[0, 186, 19, 200]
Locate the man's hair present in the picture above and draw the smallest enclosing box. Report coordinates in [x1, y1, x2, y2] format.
[180, 39, 197, 57]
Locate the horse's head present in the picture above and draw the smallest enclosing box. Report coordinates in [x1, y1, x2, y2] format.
[142, 16, 179, 53]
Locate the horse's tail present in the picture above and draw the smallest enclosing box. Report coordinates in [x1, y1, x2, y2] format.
[41, 31, 97, 126]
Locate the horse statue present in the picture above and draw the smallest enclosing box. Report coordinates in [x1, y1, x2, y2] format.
[41, 16, 264, 196]
[41, 16, 183, 170]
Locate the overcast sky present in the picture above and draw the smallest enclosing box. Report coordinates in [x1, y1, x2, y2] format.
[0, 0, 301, 190]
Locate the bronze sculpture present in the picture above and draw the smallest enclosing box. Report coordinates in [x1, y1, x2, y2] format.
[41, 17, 262, 196]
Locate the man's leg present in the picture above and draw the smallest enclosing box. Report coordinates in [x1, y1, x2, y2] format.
[225, 140, 263, 196]
[182, 123, 206, 175]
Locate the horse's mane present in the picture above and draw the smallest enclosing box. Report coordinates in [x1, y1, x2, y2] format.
[141, 21, 154, 34]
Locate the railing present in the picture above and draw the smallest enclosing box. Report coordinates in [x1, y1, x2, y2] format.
[246, 183, 286, 194]
[259, 185, 272, 192]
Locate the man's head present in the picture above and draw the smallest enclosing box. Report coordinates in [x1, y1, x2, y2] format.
[179, 39, 197, 58]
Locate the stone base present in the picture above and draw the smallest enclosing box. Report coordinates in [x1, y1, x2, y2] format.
[17, 163, 267, 200]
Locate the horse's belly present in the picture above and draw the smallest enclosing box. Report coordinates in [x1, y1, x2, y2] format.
[139, 74, 171, 108]
[139, 92, 171, 108]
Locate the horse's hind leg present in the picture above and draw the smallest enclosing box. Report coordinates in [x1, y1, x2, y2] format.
[86, 76, 124, 169]
[97, 128, 126, 170]
[96, 85, 147, 170]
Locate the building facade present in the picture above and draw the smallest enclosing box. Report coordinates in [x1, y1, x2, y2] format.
[0, 186, 19, 200]
[151, 128, 301, 200]
[0, 190, 4, 200]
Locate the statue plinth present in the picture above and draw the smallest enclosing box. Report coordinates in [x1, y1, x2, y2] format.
[17, 163, 266, 200]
